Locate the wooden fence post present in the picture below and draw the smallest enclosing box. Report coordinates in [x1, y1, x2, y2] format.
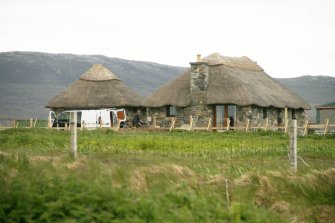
[324, 118, 329, 135]
[264, 118, 269, 131]
[169, 117, 176, 131]
[34, 118, 37, 128]
[245, 118, 250, 131]
[188, 115, 193, 131]
[207, 117, 212, 131]
[70, 112, 77, 159]
[115, 119, 121, 132]
[48, 114, 52, 129]
[30, 118, 33, 128]
[284, 119, 289, 133]
[226, 118, 230, 131]
[303, 119, 309, 136]
[289, 120, 297, 172]
[153, 115, 157, 128]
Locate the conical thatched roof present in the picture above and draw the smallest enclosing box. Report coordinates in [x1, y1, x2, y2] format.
[46, 64, 143, 109]
[144, 53, 310, 109]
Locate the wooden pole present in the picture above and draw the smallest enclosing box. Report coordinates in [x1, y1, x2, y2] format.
[245, 118, 250, 131]
[226, 118, 230, 131]
[284, 119, 289, 133]
[207, 117, 212, 131]
[30, 118, 33, 128]
[115, 119, 121, 132]
[70, 112, 77, 159]
[188, 115, 193, 131]
[169, 117, 176, 131]
[289, 120, 297, 172]
[13, 120, 16, 128]
[153, 115, 157, 128]
[303, 119, 309, 136]
[34, 118, 37, 128]
[284, 107, 288, 124]
[48, 113, 52, 129]
[324, 118, 329, 135]
[264, 118, 269, 131]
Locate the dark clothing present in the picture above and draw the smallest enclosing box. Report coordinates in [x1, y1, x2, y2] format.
[229, 116, 234, 127]
[132, 114, 142, 127]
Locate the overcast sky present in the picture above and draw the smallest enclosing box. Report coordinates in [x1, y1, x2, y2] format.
[1, 0, 335, 78]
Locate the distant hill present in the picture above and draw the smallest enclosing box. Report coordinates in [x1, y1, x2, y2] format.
[275, 76, 335, 120]
[275, 75, 335, 105]
[0, 51, 334, 120]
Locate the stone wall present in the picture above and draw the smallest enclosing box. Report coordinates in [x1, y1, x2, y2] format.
[147, 106, 211, 128]
[147, 105, 306, 129]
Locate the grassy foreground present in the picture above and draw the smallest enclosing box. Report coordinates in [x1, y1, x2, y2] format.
[0, 129, 334, 222]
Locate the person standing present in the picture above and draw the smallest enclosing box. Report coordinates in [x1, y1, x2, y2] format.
[132, 110, 142, 128]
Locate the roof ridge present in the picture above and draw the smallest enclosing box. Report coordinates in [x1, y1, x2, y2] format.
[201, 53, 263, 71]
[80, 64, 121, 81]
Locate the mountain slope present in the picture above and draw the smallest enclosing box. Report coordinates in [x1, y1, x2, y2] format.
[275, 75, 335, 105]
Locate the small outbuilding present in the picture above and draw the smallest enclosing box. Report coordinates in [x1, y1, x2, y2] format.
[144, 53, 311, 129]
[46, 64, 144, 123]
[316, 101, 335, 124]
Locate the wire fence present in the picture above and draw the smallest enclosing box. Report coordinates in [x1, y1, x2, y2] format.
[0, 118, 48, 129]
[1, 118, 334, 174]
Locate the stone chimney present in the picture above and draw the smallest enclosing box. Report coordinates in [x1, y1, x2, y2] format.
[189, 54, 209, 106]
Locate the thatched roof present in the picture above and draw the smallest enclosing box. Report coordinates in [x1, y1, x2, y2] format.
[144, 53, 311, 110]
[46, 64, 143, 109]
[142, 69, 192, 107]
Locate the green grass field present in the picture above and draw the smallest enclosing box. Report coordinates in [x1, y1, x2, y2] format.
[0, 129, 334, 222]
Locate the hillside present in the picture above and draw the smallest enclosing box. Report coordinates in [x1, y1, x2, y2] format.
[0, 51, 334, 120]
[275, 76, 335, 120]
[275, 75, 335, 106]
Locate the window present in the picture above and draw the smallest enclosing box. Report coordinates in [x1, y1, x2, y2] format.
[292, 109, 296, 119]
[215, 105, 225, 127]
[277, 108, 283, 124]
[58, 112, 69, 122]
[228, 105, 236, 127]
[166, 106, 177, 117]
[263, 108, 267, 119]
[215, 105, 236, 127]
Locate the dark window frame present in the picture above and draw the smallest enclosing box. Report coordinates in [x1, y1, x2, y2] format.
[263, 108, 267, 119]
[166, 105, 177, 117]
[292, 109, 296, 120]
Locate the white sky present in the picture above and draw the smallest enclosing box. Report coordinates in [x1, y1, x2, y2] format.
[1, 0, 335, 78]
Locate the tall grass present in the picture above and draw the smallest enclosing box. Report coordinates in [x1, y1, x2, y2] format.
[0, 129, 334, 222]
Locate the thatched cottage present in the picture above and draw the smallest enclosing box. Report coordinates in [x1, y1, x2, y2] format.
[144, 53, 310, 129]
[46, 64, 144, 122]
